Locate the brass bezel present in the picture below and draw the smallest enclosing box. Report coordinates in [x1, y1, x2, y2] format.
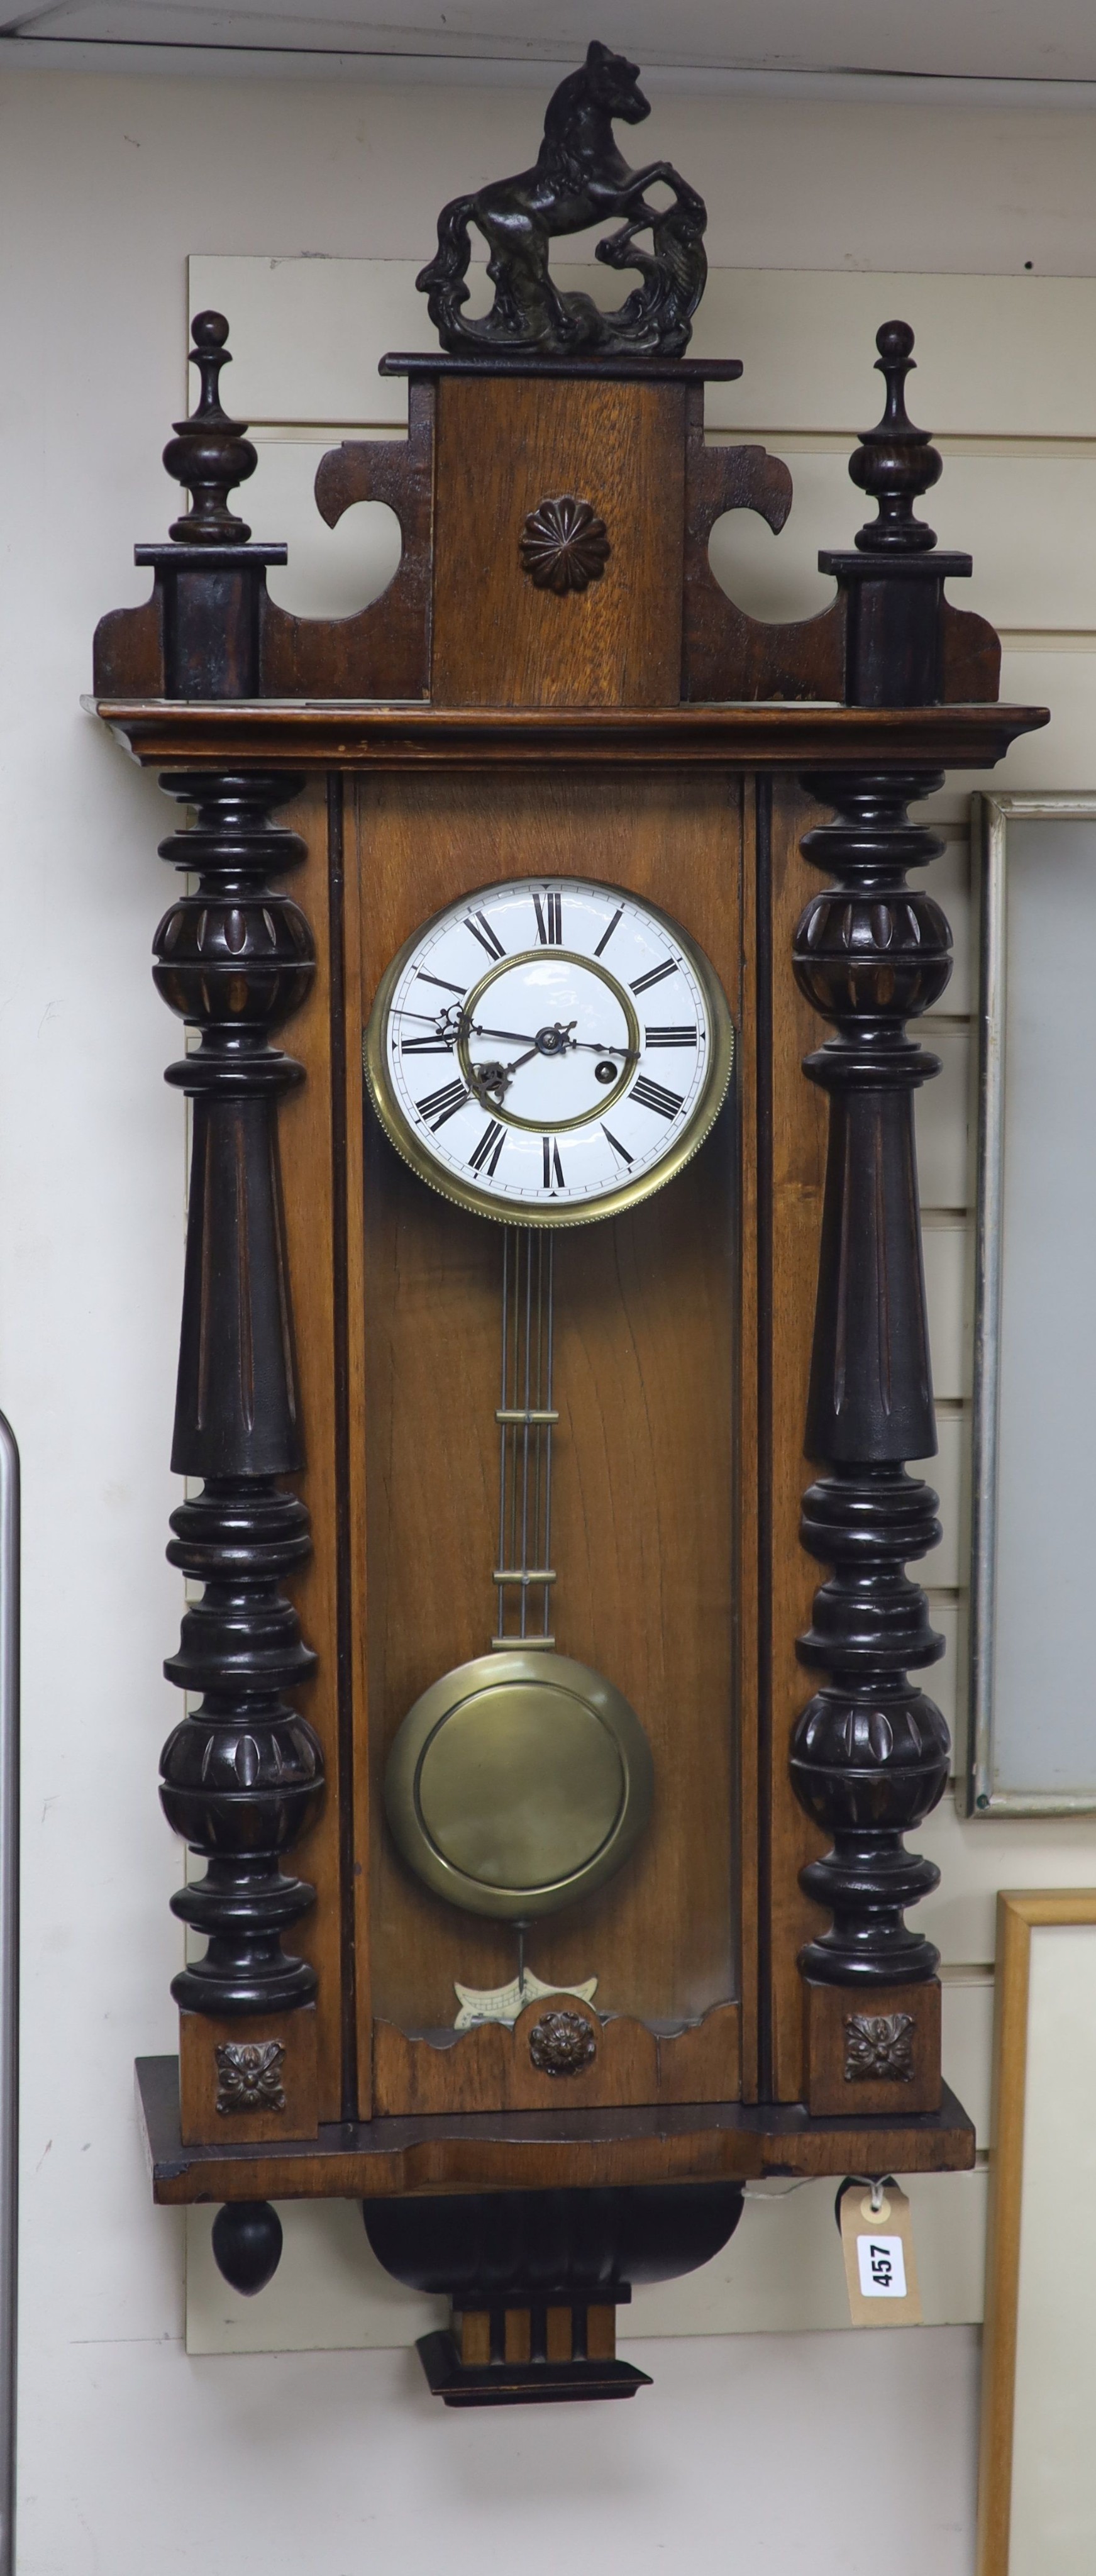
[383, 1648, 655, 1921]
[364, 874, 735, 1228]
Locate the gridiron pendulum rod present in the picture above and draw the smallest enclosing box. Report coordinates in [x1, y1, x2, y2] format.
[540, 1235, 556, 1641]
[492, 1228, 558, 1649]
[520, 1230, 532, 1640]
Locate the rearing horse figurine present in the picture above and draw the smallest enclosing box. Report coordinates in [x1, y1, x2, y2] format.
[416, 41, 707, 358]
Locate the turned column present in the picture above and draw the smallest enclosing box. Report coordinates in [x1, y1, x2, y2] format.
[154, 770, 323, 2026]
[790, 324, 964, 2114]
[116, 313, 326, 2143]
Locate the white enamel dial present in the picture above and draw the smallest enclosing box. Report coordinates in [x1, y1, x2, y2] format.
[365, 875, 734, 1226]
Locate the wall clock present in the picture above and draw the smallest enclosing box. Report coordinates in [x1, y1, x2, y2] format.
[91, 42, 1047, 2406]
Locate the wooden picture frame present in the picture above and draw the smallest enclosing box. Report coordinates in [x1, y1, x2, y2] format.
[979, 1891, 1096, 2573]
[969, 794, 1096, 1814]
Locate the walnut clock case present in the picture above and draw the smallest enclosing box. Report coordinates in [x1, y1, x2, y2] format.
[92, 45, 1046, 2405]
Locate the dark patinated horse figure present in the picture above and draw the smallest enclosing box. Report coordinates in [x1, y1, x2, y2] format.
[416, 40, 707, 358]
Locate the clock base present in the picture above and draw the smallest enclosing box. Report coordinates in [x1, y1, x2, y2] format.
[416, 2323, 651, 2407]
[135, 2054, 976, 2201]
[367, 2180, 742, 2404]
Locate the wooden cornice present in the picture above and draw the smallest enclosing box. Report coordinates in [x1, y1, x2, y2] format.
[91, 696, 1048, 773]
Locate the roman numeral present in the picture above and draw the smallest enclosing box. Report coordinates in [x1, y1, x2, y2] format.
[401, 1036, 453, 1054]
[594, 904, 624, 958]
[644, 1024, 697, 1048]
[632, 1075, 683, 1120]
[630, 957, 678, 995]
[602, 1125, 633, 1166]
[465, 910, 506, 962]
[469, 1118, 506, 1176]
[416, 970, 467, 996]
[416, 1079, 469, 1131]
[533, 889, 562, 945]
[542, 1136, 565, 1189]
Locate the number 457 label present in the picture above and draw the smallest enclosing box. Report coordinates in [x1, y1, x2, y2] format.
[857, 2233, 906, 2297]
[839, 2184, 922, 2326]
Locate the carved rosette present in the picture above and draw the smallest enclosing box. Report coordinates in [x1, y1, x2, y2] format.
[519, 496, 611, 595]
[528, 2010, 598, 2075]
[790, 769, 952, 1985]
[153, 772, 324, 2017]
[844, 2012, 915, 2084]
[215, 2038, 287, 2116]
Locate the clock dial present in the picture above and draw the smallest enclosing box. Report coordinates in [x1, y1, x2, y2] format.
[365, 875, 734, 1224]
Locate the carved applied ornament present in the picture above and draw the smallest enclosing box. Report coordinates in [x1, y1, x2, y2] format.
[843, 2012, 916, 2084]
[528, 2009, 598, 2075]
[416, 40, 707, 358]
[215, 2038, 287, 2116]
[519, 496, 611, 595]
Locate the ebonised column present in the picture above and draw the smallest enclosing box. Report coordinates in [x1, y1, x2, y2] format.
[790, 324, 959, 2004]
[791, 767, 951, 1983]
[153, 771, 324, 2015]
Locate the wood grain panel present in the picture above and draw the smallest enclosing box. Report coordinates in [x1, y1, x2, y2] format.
[341, 786, 374, 2120]
[766, 779, 829, 2102]
[346, 769, 744, 2112]
[736, 788, 761, 2101]
[431, 377, 685, 708]
[270, 782, 345, 2121]
[374, 1997, 740, 2115]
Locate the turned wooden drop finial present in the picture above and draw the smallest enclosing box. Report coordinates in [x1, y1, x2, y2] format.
[163, 308, 257, 544]
[849, 319, 942, 555]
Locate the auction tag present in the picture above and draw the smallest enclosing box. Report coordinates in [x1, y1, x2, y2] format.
[840, 2183, 922, 2326]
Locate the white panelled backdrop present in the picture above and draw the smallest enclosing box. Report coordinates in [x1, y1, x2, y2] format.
[4, 59, 1096, 2574]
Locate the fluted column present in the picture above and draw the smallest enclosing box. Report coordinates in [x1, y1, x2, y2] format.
[153, 770, 324, 2016]
[790, 767, 951, 1987]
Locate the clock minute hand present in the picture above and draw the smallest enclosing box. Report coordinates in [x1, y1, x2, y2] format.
[468, 1019, 634, 1057]
[465, 1020, 546, 1046]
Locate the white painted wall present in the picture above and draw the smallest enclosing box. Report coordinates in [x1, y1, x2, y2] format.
[4, 58, 1096, 2572]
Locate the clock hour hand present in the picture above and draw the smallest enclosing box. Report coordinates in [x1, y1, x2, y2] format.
[468, 1023, 578, 1108]
[570, 1039, 639, 1058]
[468, 1043, 540, 1105]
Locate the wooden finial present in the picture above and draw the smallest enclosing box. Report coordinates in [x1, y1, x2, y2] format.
[848, 320, 942, 555]
[163, 309, 256, 543]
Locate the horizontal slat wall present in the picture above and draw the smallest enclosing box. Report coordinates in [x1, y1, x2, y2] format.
[189, 258, 1096, 439]
[185, 255, 1096, 2351]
